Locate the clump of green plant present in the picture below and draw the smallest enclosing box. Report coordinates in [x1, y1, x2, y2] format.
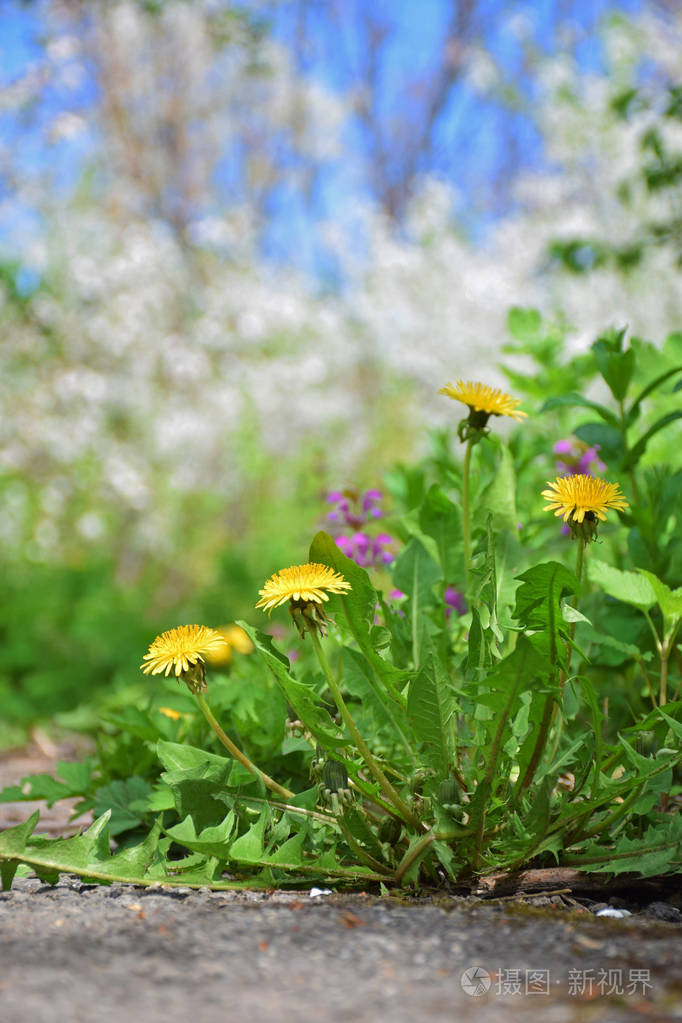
[1, 326, 681, 892]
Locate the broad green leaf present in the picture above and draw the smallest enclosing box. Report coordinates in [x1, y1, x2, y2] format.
[165, 810, 236, 859]
[394, 537, 443, 669]
[266, 831, 305, 867]
[238, 623, 345, 748]
[93, 777, 152, 837]
[228, 810, 268, 863]
[540, 393, 619, 427]
[341, 647, 412, 750]
[407, 646, 457, 772]
[156, 741, 232, 775]
[309, 529, 375, 630]
[513, 562, 578, 663]
[592, 340, 635, 401]
[156, 742, 236, 830]
[418, 485, 462, 579]
[0, 773, 74, 807]
[341, 804, 383, 858]
[573, 422, 624, 463]
[587, 560, 656, 611]
[481, 444, 517, 530]
[393, 537, 442, 608]
[637, 570, 682, 627]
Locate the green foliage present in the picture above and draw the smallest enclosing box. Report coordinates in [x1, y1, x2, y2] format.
[2, 320, 682, 893]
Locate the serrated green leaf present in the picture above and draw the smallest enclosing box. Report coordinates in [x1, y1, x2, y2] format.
[166, 810, 236, 858]
[238, 623, 345, 749]
[341, 647, 411, 750]
[228, 810, 268, 863]
[0, 773, 73, 807]
[307, 532, 407, 701]
[93, 777, 152, 837]
[407, 646, 457, 772]
[0, 810, 41, 860]
[567, 817, 682, 876]
[266, 830, 305, 867]
[513, 561, 578, 663]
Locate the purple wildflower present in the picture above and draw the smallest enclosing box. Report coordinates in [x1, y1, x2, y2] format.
[554, 438, 606, 478]
[327, 487, 385, 530]
[327, 486, 396, 568]
[444, 586, 466, 619]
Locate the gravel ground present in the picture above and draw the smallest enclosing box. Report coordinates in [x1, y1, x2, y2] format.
[1, 877, 681, 1023]
[1, 744, 681, 1023]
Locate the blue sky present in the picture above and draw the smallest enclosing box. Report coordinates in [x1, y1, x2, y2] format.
[0, 0, 645, 280]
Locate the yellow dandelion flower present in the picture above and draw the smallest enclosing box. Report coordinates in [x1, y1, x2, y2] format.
[141, 624, 227, 678]
[542, 475, 629, 523]
[256, 562, 352, 638]
[205, 624, 254, 668]
[439, 380, 528, 423]
[542, 474, 628, 543]
[256, 563, 351, 612]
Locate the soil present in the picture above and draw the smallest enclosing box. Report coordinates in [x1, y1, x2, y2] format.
[1, 743, 681, 1023]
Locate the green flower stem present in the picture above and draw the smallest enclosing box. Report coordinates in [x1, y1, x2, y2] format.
[660, 624, 680, 707]
[472, 658, 527, 870]
[194, 693, 294, 800]
[557, 538, 586, 691]
[339, 823, 394, 876]
[461, 437, 474, 590]
[310, 632, 424, 832]
[504, 538, 583, 809]
[514, 682, 555, 798]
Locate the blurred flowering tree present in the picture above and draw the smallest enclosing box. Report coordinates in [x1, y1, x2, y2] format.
[0, 0, 680, 583]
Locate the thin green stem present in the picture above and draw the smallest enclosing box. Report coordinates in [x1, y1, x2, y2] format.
[660, 623, 680, 707]
[339, 823, 393, 876]
[521, 541, 586, 799]
[461, 437, 473, 591]
[515, 686, 555, 798]
[394, 831, 436, 886]
[310, 632, 424, 832]
[195, 693, 294, 800]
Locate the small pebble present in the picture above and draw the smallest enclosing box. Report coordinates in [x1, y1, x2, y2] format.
[646, 902, 682, 923]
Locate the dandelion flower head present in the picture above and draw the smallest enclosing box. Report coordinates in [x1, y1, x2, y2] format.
[141, 624, 228, 677]
[256, 562, 351, 613]
[438, 380, 527, 422]
[542, 475, 628, 524]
